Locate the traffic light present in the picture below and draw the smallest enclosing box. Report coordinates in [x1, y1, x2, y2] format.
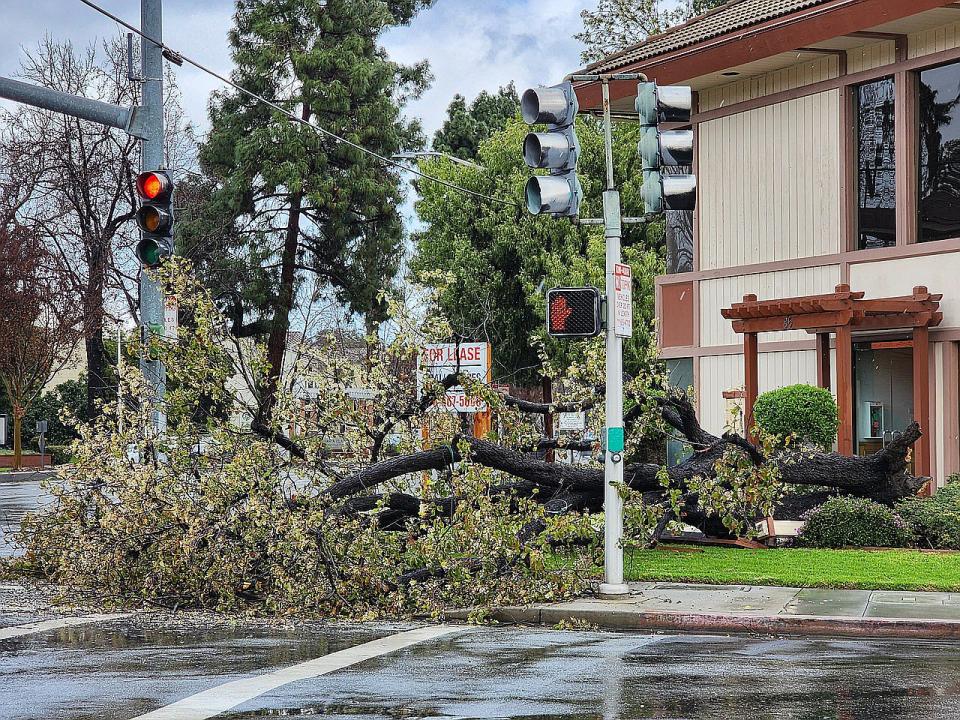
[135, 170, 174, 268]
[636, 82, 697, 213]
[546, 287, 601, 338]
[521, 82, 582, 217]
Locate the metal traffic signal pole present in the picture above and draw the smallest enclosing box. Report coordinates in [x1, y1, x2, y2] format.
[567, 72, 645, 597]
[140, 0, 167, 432]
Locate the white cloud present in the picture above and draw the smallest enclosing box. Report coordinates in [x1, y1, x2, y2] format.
[385, 0, 594, 138]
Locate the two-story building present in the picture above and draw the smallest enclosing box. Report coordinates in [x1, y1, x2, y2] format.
[573, 0, 960, 487]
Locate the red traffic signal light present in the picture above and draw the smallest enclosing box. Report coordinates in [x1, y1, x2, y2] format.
[136, 171, 172, 201]
[546, 287, 601, 338]
[134, 169, 174, 268]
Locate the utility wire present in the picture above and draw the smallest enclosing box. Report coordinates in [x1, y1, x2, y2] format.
[77, 0, 519, 208]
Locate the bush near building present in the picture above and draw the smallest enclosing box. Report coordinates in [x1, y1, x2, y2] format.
[795, 496, 913, 549]
[753, 384, 839, 450]
[897, 479, 960, 550]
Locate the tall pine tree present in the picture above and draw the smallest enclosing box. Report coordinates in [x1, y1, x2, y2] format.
[193, 0, 432, 418]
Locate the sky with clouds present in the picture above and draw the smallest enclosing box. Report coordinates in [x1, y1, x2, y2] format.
[1, 0, 598, 140]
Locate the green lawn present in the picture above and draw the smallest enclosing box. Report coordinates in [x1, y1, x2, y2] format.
[562, 546, 960, 592]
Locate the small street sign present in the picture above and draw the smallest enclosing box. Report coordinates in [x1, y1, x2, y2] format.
[346, 387, 377, 401]
[35, 420, 48, 434]
[558, 411, 586, 432]
[164, 297, 179, 340]
[614, 263, 633, 338]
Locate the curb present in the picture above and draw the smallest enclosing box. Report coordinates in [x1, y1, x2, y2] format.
[446, 605, 960, 640]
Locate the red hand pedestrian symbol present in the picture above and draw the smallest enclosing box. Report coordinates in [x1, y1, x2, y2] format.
[550, 295, 573, 332]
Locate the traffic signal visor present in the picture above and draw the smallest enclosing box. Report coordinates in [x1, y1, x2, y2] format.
[546, 287, 601, 338]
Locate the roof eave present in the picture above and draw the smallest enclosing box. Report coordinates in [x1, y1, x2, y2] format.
[572, 0, 954, 113]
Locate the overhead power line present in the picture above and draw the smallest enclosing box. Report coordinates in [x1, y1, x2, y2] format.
[77, 0, 519, 208]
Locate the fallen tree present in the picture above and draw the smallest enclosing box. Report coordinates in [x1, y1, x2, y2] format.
[13, 262, 928, 615]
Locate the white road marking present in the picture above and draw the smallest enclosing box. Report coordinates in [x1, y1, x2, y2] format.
[131, 624, 462, 720]
[0, 613, 130, 640]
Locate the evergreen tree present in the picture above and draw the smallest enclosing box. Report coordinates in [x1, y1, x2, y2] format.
[192, 0, 432, 417]
[432, 84, 519, 161]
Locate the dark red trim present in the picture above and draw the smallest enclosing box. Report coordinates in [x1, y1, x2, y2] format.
[574, 0, 954, 110]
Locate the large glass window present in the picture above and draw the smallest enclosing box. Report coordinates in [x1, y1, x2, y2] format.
[666, 358, 694, 467]
[857, 78, 897, 249]
[664, 166, 694, 273]
[919, 61, 960, 242]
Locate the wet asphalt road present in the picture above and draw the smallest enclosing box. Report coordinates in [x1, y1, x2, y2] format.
[2, 615, 960, 719]
[3, 476, 960, 718]
[0, 474, 50, 558]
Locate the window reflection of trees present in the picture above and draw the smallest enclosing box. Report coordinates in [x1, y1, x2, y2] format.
[664, 165, 694, 274]
[857, 78, 896, 249]
[919, 61, 960, 242]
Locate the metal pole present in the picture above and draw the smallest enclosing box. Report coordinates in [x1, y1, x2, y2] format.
[140, 0, 166, 432]
[0, 76, 146, 138]
[599, 79, 629, 597]
[117, 325, 124, 434]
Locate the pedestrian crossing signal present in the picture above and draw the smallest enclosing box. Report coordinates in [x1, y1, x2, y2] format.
[546, 287, 601, 338]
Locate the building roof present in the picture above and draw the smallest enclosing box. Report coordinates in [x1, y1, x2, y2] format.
[583, 0, 832, 74]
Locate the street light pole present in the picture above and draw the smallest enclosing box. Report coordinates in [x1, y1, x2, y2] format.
[140, 0, 167, 432]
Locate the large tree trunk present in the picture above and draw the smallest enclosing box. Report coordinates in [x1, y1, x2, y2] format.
[257, 105, 311, 426]
[84, 242, 109, 419]
[319, 391, 927, 539]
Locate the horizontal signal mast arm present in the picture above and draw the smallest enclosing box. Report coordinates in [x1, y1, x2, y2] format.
[0, 76, 148, 139]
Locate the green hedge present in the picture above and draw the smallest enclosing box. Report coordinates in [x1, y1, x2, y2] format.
[796, 496, 913, 549]
[754, 384, 839, 449]
[897, 479, 960, 550]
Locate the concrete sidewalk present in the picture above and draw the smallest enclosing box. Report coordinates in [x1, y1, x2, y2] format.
[450, 582, 960, 639]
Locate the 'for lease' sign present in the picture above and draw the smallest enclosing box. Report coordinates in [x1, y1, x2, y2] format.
[419, 342, 491, 413]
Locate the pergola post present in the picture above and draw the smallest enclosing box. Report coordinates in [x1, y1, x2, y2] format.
[836, 324, 854, 456]
[913, 323, 931, 480]
[743, 293, 759, 441]
[816, 332, 831, 390]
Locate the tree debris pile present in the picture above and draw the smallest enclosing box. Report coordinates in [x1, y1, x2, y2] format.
[15, 263, 927, 615]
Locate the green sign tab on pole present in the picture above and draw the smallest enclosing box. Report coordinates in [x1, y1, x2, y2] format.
[607, 427, 625, 454]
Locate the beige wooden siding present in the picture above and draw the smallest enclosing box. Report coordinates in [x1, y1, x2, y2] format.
[699, 350, 822, 435]
[846, 41, 896, 74]
[700, 266, 841, 348]
[910, 21, 960, 59]
[699, 90, 841, 271]
[849, 253, 960, 330]
[698, 56, 838, 112]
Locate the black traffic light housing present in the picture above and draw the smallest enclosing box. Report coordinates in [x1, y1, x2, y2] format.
[546, 287, 602, 338]
[135, 170, 174, 268]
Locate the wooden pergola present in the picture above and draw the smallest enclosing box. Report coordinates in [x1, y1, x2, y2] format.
[721, 284, 942, 475]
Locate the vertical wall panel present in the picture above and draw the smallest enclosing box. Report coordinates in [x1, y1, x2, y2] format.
[910, 21, 960, 59]
[699, 90, 841, 270]
[698, 56, 838, 112]
[699, 265, 841, 347]
[846, 41, 896, 74]
[699, 351, 821, 435]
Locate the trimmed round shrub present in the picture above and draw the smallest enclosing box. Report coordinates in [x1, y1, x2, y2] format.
[754, 384, 839, 450]
[897, 480, 960, 550]
[796, 496, 913, 549]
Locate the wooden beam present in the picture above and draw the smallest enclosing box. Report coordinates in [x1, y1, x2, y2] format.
[836, 325, 854, 456]
[816, 333, 832, 390]
[870, 340, 913, 350]
[731, 310, 854, 334]
[744, 332, 759, 443]
[914, 325, 932, 480]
